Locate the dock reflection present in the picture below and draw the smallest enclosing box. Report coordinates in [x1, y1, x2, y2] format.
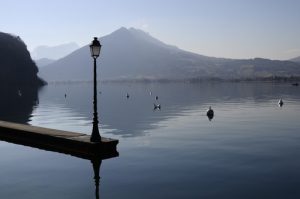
[0, 132, 118, 199]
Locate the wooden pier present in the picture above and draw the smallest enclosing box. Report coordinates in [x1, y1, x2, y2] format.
[0, 120, 119, 160]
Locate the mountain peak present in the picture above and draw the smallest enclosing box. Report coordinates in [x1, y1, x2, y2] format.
[128, 27, 149, 35]
[106, 27, 133, 41]
[108, 27, 134, 37]
[105, 27, 178, 51]
[113, 27, 129, 33]
[111, 27, 150, 35]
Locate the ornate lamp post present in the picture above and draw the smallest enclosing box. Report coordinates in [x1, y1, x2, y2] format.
[90, 37, 102, 142]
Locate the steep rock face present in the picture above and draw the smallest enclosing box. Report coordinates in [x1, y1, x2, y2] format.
[0, 32, 45, 86]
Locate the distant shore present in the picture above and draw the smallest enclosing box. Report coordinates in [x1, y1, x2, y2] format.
[40, 76, 300, 85]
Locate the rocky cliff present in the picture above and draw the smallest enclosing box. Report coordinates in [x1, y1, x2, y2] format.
[0, 32, 45, 86]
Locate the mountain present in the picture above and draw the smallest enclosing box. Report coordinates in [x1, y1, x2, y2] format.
[290, 56, 300, 63]
[0, 32, 45, 86]
[34, 58, 55, 68]
[31, 42, 79, 60]
[40, 27, 300, 82]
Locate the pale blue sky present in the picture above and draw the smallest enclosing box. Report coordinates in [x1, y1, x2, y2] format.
[0, 0, 299, 59]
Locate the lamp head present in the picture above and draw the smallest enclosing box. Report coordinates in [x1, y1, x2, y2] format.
[90, 37, 101, 58]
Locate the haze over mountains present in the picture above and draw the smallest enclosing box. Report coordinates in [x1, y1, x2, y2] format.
[31, 42, 79, 60]
[35, 58, 56, 68]
[291, 56, 300, 63]
[39, 27, 300, 82]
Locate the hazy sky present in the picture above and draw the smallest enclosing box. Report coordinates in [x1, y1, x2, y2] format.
[0, 0, 299, 60]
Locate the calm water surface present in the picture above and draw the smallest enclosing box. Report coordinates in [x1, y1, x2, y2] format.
[1, 82, 300, 199]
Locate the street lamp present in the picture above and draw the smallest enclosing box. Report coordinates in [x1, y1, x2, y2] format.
[90, 37, 102, 142]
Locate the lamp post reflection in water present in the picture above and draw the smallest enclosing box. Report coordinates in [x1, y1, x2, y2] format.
[89, 37, 102, 142]
[91, 158, 102, 199]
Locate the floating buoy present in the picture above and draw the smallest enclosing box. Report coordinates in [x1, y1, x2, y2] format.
[206, 106, 214, 121]
[278, 99, 283, 107]
[18, 90, 22, 97]
[153, 103, 161, 110]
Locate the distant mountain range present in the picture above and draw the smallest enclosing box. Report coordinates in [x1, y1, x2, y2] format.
[31, 42, 79, 60]
[39, 27, 300, 82]
[34, 58, 55, 67]
[291, 56, 300, 63]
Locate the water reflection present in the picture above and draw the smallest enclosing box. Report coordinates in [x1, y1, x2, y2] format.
[278, 98, 284, 107]
[1, 82, 300, 198]
[153, 103, 161, 110]
[0, 85, 39, 123]
[0, 131, 117, 199]
[2, 82, 299, 138]
[92, 158, 101, 199]
[0, 85, 120, 198]
[30, 82, 300, 138]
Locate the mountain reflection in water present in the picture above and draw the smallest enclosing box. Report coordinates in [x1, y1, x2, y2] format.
[1, 82, 300, 198]
[27, 82, 300, 138]
[0, 84, 117, 199]
[0, 85, 39, 123]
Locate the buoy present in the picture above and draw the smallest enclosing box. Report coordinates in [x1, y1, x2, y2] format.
[206, 106, 214, 121]
[153, 103, 161, 110]
[278, 99, 283, 107]
[18, 90, 22, 97]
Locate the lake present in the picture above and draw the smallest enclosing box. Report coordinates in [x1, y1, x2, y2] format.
[1, 82, 300, 199]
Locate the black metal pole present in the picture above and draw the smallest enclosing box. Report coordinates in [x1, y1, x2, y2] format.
[91, 57, 101, 142]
